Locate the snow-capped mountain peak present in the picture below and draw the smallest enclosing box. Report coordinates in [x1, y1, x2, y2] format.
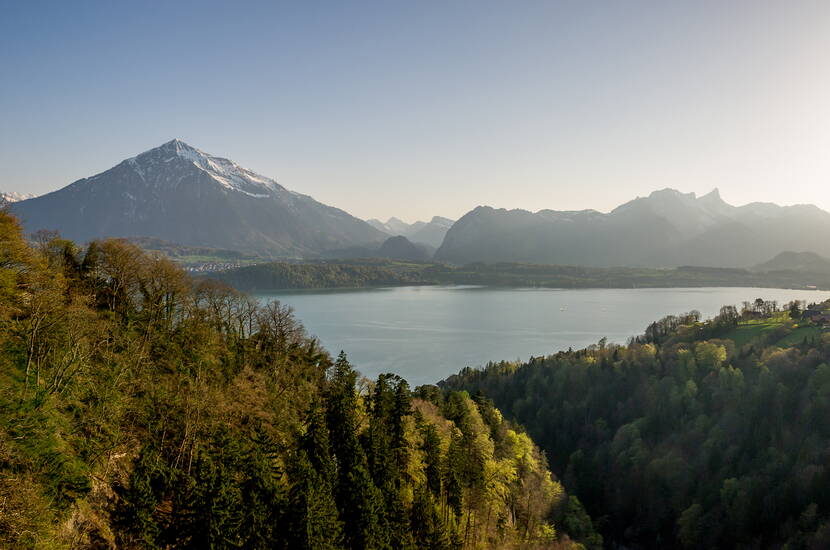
[12, 140, 385, 256]
[124, 139, 284, 198]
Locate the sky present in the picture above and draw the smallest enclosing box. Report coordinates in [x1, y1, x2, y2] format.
[1, 1, 829, 222]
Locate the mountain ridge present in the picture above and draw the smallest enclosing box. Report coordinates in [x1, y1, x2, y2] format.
[436, 188, 830, 268]
[12, 140, 386, 257]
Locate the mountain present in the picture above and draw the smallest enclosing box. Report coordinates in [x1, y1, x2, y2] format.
[321, 235, 432, 261]
[0, 191, 35, 204]
[376, 235, 430, 261]
[366, 215, 455, 248]
[407, 216, 455, 248]
[435, 188, 830, 268]
[755, 251, 830, 274]
[11, 140, 385, 257]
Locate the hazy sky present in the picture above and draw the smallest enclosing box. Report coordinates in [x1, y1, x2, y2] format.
[2, 1, 829, 222]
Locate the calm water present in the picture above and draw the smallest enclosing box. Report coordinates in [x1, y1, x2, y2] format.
[255, 286, 830, 386]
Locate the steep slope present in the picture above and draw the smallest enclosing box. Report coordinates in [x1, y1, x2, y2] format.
[611, 188, 733, 239]
[0, 217, 599, 549]
[12, 140, 385, 257]
[436, 189, 830, 268]
[436, 203, 683, 266]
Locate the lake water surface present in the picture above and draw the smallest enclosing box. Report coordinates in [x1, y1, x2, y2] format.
[255, 286, 830, 386]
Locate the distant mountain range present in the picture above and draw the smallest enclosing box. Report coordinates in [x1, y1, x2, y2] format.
[366, 216, 454, 248]
[10, 144, 830, 270]
[436, 189, 830, 268]
[11, 140, 385, 257]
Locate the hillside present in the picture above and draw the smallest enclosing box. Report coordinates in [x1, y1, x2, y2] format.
[377, 235, 431, 261]
[442, 301, 830, 548]
[435, 189, 830, 268]
[11, 140, 385, 257]
[320, 235, 434, 262]
[209, 258, 830, 292]
[755, 251, 830, 274]
[0, 211, 597, 550]
[209, 259, 432, 290]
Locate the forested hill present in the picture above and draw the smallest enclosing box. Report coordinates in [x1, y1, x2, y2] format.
[209, 259, 830, 291]
[442, 301, 830, 548]
[0, 210, 598, 549]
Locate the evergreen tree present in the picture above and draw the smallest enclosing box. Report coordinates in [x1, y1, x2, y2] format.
[118, 445, 164, 549]
[411, 485, 453, 550]
[301, 402, 336, 478]
[173, 435, 244, 549]
[238, 429, 285, 549]
[325, 353, 391, 549]
[444, 433, 464, 520]
[286, 449, 344, 550]
[421, 422, 443, 498]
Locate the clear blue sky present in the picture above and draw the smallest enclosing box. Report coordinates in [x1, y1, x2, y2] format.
[2, 1, 829, 221]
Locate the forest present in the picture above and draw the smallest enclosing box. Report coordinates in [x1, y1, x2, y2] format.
[209, 259, 830, 292]
[443, 300, 830, 549]
[0, 210, 598, 549]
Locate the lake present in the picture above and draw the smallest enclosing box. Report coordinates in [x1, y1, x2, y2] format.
[255, 286, 830, 386]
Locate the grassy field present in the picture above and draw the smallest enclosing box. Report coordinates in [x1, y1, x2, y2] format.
[722, 313, 825, 348]
[724, 319, 787, 348]
[775, 325, 823, 347]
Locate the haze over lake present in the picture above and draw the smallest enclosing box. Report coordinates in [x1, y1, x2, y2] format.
[256, 286, 830, 385]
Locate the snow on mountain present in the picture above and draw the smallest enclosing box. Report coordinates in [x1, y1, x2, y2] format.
[0, 191, 35, 203]
[11, 140, 386, 257]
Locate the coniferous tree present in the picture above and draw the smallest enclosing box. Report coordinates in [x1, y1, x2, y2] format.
[286, 403, 344, 550]
[174, 435, 244, 549]
[392, 379, 411, 476]
[286, 449, 344, 550]
[118, 445, 164, 549]
[445, 433, 464, 520]
[411, 485, 453, 550]
[325, 353, 390, 550]
[238, 429, 285, 549]
[0, 214, 586, 550]
[421, 422, 443, 498]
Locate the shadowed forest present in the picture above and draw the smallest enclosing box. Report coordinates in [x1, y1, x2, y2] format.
[443, 302, 830, 549]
